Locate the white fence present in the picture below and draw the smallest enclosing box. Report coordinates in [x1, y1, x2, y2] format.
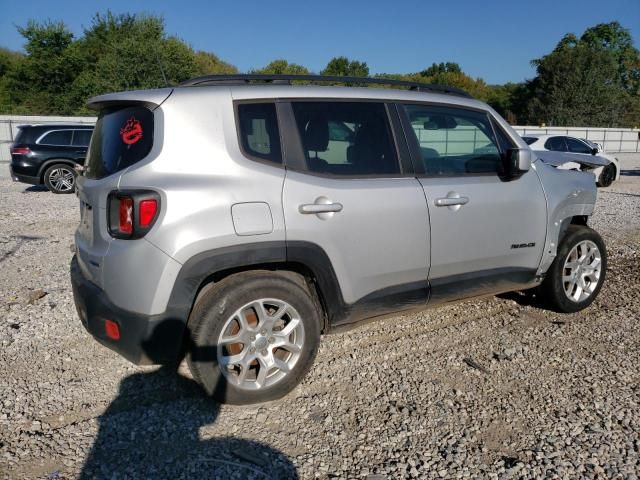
[1, 115, 639, 162]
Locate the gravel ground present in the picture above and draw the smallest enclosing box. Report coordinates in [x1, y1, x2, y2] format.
[1, 157, 639, 480]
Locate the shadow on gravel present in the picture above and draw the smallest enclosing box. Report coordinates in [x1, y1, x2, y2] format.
[621, 169, 640, 177]
[599, 190, 640, 198]
[0, 235, 44, 264]
[496, 289, 543, 308]
[22, 185, 49, 193]
[80, 323, 298, 480]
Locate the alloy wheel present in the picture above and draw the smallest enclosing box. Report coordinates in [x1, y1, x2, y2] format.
[48, 167, 75, 192]
[217, 298, 305, 390]
[562, 240, 602, 302]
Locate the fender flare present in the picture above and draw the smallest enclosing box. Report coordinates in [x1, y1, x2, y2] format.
[165, 241, 346, 332]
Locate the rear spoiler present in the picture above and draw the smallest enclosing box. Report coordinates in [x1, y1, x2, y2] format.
[87, 88, 173, 111]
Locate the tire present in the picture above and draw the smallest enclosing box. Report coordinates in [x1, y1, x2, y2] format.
[540, 225, 607, 313]
[43, 163, 77, 194]
[597, 163, 616, 188]
[187, 271, 322, 404]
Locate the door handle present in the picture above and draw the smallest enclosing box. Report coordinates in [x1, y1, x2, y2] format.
[434, 196, 469, 207]
[299, 203, 343, 214]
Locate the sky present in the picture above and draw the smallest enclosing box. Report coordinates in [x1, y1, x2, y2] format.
[1, 0, 639, 85]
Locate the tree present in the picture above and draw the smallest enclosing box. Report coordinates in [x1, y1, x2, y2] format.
[193, 51, 238, 76]
[0, 48, 24, 112]
[2, 12, 237, 114]
[528, 21, 640, 127]
[4, 20, 79, 114]
[321, 56, 369, 77]
[250, 59, 309, 75]
[420, 62, 462, 77]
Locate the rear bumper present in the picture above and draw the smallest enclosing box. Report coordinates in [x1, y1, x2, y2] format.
[9, 165, 40, 185]
[70, 255, 187, 365]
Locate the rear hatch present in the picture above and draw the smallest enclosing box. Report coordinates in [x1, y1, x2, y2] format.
[75, 89, 171, 287]
[9, 126, 36, 163]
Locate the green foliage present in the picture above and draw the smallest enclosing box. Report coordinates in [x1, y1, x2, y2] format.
[526, 21, 640, 127]
[420, 62, 462, 77]
[194, 51, 238, 76]
[321, 57, 369, 77]
[250, 59, 309, 75]
[0, 12, 238, 114]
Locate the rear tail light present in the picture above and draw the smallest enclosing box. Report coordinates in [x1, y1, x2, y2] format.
[118, 197, 134, 234]
[108, 191, 160, 239]
[139, 199, 158, 227]
[10, 147, 31, 155]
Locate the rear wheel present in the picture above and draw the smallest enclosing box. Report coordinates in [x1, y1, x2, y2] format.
[540, 225, 607, 313]
[187, 271, 322, 404]
[44, 163, 77, 194]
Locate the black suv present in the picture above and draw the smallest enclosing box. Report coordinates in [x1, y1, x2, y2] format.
[9, 124, 94, 193]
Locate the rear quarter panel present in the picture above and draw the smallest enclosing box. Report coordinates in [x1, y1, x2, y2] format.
[117, 87, 287, 265]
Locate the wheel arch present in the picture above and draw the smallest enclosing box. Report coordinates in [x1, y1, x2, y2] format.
[38, 158, 78, 182]
[167, 241, 345, 335]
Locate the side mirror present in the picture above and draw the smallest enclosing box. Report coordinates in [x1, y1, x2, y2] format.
[591, 147, 598, 155]
[504, 148, 532, 180]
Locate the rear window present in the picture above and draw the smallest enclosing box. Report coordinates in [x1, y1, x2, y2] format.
[72, 129, 93, 147]
[522, 136, 537, 145]
[86, 106, 154, 179]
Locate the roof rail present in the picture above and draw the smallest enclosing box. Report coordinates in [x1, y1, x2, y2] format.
[179, 74, 472, 98]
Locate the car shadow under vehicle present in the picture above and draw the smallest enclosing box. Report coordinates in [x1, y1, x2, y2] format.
[22, 185, 49, 193]
[621, 169, 640, 177]
[79, 323, 298, 479]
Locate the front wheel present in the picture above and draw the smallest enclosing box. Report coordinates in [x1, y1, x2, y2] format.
[187, 271, 322, 404]
[540, 225, 607, 313]
[44, 163, 77, 194]
[597, 163, 616, 187]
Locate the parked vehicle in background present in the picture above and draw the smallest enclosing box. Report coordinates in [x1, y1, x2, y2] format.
[9, 124, 94, 193]
[71, 75, 607, 405]
[521, 134, 620, 187]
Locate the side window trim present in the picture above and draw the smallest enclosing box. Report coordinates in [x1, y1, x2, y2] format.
[280, 99, 409, 179]
[488, 116, 515, 155]
[398, 102, 505, 178]
[36, 129, 73, 146]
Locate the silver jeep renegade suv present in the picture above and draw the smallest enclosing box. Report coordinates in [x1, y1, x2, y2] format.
[71, 75, 606, 404]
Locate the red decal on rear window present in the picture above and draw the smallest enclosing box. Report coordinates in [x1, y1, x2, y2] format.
[120, 117, 143, 145]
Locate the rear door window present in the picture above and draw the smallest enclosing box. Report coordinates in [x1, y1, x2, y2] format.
[72, 129, 93, 147]
[544, 136, 568, 151]
[39, 130, 72, 146]
[291, 101, 399, 176]
[566, 137, 593, 154]
[86, 106, 154, 179]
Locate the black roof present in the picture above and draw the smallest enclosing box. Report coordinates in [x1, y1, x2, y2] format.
[179, 74, 472, 98]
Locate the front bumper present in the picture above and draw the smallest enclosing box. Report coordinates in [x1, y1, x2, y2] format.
[9, 165, 40, 185]
[70, 255, 187, 365]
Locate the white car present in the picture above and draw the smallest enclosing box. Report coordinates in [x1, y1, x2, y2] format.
[522, 135, 620, 187]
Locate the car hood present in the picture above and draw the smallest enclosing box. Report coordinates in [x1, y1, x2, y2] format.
[533, 150, 611, 169]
